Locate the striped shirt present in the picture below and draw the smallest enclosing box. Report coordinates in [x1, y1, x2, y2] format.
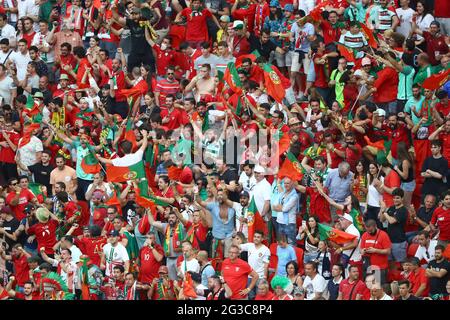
[155, 78, 180, 105]
[339, 31, 368, 48]
[374, 7, 395, 31]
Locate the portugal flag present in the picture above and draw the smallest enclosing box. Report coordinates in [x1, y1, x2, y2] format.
[223, 62, 243, 94]
[29, 182, 47, 203]
[278, 152, 305, 181]
[261, 63, 287, 103]
[106, 161, 146, 182]
[318, 223, 357, 244]
[247, 196, 268, 242]
[183, 272, 197, 299]
[81, 148, 101, 174]
[336, 43, 356, 63]
[422, 69, 450, 90]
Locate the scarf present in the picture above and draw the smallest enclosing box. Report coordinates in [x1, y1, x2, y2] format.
[163, 223, 185, 256]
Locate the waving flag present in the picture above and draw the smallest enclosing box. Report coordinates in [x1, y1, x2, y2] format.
[261, 63, 287, 103]
[19, 123, 40, 148]
[336, 43, 356, 63]
[247, 196, 268, 242]
[81, 146, 101, 174]
[359, 22, 378, 48]
[223, 62, 243, 94]
[318, 223, 357, 244]
[422, 69, 450, 90]
[29, 182, 47, 203]
[106, 161, 146, 182]
[278, 152, 305, 181]
[349, 208, 365, 233]
[183, 272, 197, 299]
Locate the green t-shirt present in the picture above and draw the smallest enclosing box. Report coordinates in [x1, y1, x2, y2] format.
[404, 95, 425, 125]
[413, 65, 432, 86]
[72, 139, 94, 180]
[397, 65, 415, 100]
[330, 69, 345, 106]
[171, 137, 193, 166]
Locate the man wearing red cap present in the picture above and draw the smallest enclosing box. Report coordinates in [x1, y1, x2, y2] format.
[148, 265, 176, 300]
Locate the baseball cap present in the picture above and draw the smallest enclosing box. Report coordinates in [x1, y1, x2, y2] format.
[108, 230, 120, 237]
[288, 117, 301, 125]
[59, 74, 69, 81]
[375, 109, 386, 117]
[240, 191, 250, 199]
[220, 15, 230, 23]
[339, 213, 354, 223]
[269, 0, 279, 7]
[361, 57, 371, 66]
[232, 20, 244, 30]
[284, 4, 294, 12]
[254, 165, 265, 174]
[33, 91, 44, 99]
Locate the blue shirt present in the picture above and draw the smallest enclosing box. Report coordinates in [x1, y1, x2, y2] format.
[276, 245, 297, 276]
[277, 188, 299, 225]
[201, 263, 216, 287]
[270, 180, 285, 219]
[72, 140, 94, 180]
[324, 168, 353, 203]
[206, 202, 236, 240]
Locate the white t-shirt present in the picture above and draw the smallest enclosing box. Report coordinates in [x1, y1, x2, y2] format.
[251, 178, 271, 217]
[32, 32, 55, 63]
[102, 242, 130, 277]
[367, 176, 384, 207]
[303, 274, 327, 300]
[111, 149, 143, 166]
[68, 245, 83, 264]
[395, 8, 415, 38]
[8, 51, 31, 81]
[240, 243, 270, 279]
[179, 258, 200, 276]
[414, 239, 437, 264]
[238, 172, 257, 193]
[0, 24, 16, 43]
[343, 224, 361, 262]
[0, 76, 16, 106]
[370, 293, 393, 300]
[416, 13, 434, 40]
[17, 135, 43, 166]
[233, 202, 249, 238]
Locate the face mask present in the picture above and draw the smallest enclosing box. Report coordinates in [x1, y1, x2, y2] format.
[160, 43, 167, 50]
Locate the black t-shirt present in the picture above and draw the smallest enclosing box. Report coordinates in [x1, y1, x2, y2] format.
[28, 163, 55, 195]
[428, 259, 450, 296]
[417, 206, 435, 231]
[421, 156, 449, 198]
[399, 295, 421, 300]
[1, 217, 20, 253]
[386, 206, 407, 243]
[126, 19, 151, 55]
[249, 34, 278, 61]
[219, 168, 239, 202]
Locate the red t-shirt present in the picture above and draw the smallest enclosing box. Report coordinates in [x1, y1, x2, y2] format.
[345, 143, 363, 172]
[431, 206, 450, 241]
[6, 189, 35, 221]
[181, 8, 212, 42]
[435, 101, 450, 117]
[160, 108, 186, 130]
[383, 170, 401, 207]
[438, 131, 450, 167]
[382, 122, 410, 159]
[27, 220, 59, 255]
[22, 32, 36, 48]
[255, 292, 275, 300]
[232, 4, 257, 32]
[0, 131, 21, 163]
[231, 35, 251, 58]
[306, 187, 331, 223]
[12, 254, 30, 286]
[339, 279, 367, 300]
[360, 229, 392, 269]
[313, 52, 329, 88]
[221, 258, 253, 300]
[152, 45, 176, 76]
[321, 20, 342, 45]
[422, 32, 449, 66]
[407, 268, 429, 297]
[184, 221, 209, 250]
[75, 236, 107, 267]
[373, 67, 398, 103]
[59, 54, 77, 81]
[138, 245, 164, 283]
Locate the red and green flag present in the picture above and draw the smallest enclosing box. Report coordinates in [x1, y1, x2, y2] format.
[183, 272, 197, 299]
[167, 166, 183, 181]
[124, 115, 138, 152]
[247, 196, 268, 242]
[359, 22, 378, 49]
[235, 50, 261, 68]
[422, 68, 450, 90]
[223, 62, 243, 94]
[81, 146, 101, 174]
[318, 223, 357, 244]
[278, 152, 305, 181]
[336, 43, 356, 63]
[106, 161, 146, 182]
[349, 208, 365, 233]
[261, 63, 287, 103]
[29, 182, 47, 203]
[19, 123, 40, 148]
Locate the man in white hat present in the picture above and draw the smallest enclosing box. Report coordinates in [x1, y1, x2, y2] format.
[251, 165, 272, 221]
[335, 213, 362, 277]
[229, 20, 250, 58]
